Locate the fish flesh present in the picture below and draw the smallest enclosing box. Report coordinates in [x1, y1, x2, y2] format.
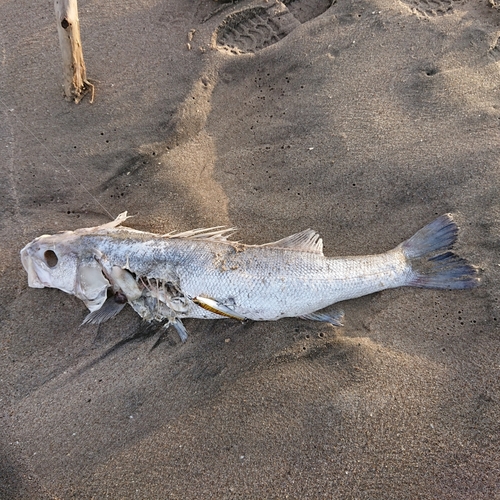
[20, 213, 479, 341]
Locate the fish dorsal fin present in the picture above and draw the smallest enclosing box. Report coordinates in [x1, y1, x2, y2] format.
[261, 229, 323, 254]
[99, 211, 130, 229]
[162, 226, 237, 242]
[161, 225, 323, 253]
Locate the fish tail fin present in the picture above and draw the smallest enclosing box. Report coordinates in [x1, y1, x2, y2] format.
[400, 214, 480, 290]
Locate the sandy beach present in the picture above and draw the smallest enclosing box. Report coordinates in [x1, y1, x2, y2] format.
[1, 0, 499, 497]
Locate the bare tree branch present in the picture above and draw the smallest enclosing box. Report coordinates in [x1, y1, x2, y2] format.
[54, 0, 94, 103]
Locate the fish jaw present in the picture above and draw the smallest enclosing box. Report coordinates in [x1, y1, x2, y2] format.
[20, 245, 49, 289]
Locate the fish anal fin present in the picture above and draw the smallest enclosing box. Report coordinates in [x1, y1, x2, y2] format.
[300, 309, 344, 327]
[261, 229, 324, 254]
[192, 296, 247, 321]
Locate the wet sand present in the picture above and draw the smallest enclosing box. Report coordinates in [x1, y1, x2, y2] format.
[0, 0, 499, 498]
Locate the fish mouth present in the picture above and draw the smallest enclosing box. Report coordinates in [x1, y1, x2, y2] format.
[20, 246, 47, 288]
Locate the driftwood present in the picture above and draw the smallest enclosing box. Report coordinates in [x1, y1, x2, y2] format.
[54, 0, 93, 103]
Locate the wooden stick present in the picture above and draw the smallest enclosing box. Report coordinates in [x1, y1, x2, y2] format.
[54, 0, 93, 103]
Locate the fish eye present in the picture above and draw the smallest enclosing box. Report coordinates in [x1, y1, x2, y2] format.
[44, 250, 58, 268]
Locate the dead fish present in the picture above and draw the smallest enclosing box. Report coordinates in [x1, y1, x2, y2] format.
[20, 213, 479, 341]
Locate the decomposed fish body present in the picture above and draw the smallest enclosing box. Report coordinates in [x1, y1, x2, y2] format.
[20, 213, 479, 341]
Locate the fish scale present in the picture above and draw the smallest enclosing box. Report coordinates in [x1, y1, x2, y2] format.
[20, 213, 479, 341]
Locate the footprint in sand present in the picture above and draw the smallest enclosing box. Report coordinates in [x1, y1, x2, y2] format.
[215, 0, 333, 55]
[401, 0, 457, 18]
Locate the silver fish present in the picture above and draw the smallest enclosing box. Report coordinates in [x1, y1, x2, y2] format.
[20, 213, 479, 341]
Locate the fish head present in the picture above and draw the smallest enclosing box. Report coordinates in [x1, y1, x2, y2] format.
[20, 231, 110, 312]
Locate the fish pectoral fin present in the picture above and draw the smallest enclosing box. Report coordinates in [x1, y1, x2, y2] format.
[82, 298, 126, 325]
[192, 296, 247, 322]
[300, 310, 344, 327]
